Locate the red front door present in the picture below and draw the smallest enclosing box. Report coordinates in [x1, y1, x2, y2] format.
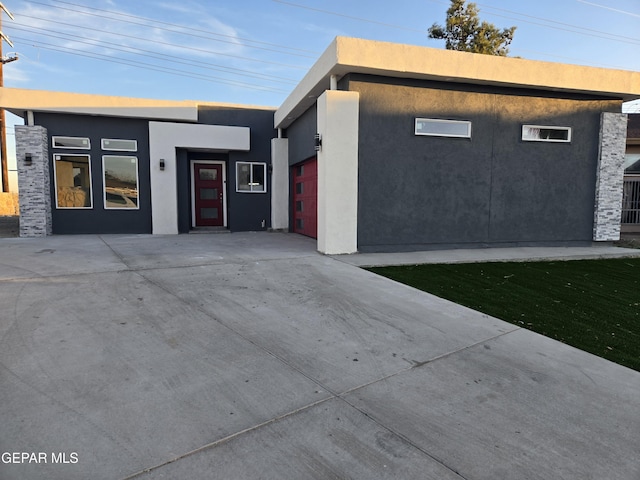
[193, 163, 224, 227]
[292, 157, 317, 238]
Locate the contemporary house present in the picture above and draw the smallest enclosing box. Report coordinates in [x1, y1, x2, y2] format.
[3, 37, 640, 254]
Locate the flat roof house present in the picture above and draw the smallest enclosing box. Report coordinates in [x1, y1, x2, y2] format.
[3, 37, 640, 253]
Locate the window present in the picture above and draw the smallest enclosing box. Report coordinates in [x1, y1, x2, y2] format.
[415, 118, 472, 138]
[54, 154, 92, 208]
[236, 162, 267, 193]
[101, 138, 137, 152]
[624, 154, 640, 174]
[522, 125, 571, 143]
[52, 136, 90, 149]
[102, 156, 139, 209]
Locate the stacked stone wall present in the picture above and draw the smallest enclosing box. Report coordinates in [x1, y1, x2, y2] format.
[593, 112, 627, 241]
[16, 126, 52, 237]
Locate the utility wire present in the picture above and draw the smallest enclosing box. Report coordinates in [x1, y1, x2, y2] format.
[7, 23, 300, 84]
[13, 13, 311, 70]
[424, 0, 640, 45]
[471, 0, 640, 45]
[272, 0, 427, 33]
[14, 38, 291, 94]
[29, 0, 320, 54]
[576, 1, 640, 19]
[19, 0, 317, 59]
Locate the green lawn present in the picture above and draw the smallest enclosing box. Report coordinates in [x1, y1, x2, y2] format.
[368, 258, 640, 371]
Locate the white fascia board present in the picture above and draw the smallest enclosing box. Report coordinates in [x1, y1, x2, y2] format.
[275, 38, 339, 129]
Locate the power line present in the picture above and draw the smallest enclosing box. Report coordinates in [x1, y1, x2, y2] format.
[7, 23, 300, 84]
[424, 0, 640, 46]
[577, 1, 640, 19]
[13, 13, 311, 70]
[472, 1, 640, 45]
[34, 0, 321, 55]
[272, 0, 427, 33]
[20, 0, 318, 59]
[15, 38, 291, 94]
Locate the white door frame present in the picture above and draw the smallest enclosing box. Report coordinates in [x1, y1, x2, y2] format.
[190, 160, 227, 228]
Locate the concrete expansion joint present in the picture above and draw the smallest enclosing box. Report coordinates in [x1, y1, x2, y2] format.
[336, 388, 472, 480]
[120, 396, 335, 480]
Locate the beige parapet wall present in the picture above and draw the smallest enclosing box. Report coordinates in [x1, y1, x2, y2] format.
[276, 36, 640, 129]
[0, 192, 19, 215]
[0, 87, 276, 122]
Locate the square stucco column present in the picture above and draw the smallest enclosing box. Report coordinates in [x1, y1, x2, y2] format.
[317, 90, 359, 254]
[15, 125, 52, 237]
[270, 137, 289, 231]
[593, 112, 627, 241]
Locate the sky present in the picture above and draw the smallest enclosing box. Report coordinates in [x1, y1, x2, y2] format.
[2, 0, 640, 112]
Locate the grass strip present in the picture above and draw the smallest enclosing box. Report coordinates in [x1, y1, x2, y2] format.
[368, 258, 640, 371]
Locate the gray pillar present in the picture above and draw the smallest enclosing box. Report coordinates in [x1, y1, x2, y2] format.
[593, 112, 627, 242]
[16, 125, 52, 237]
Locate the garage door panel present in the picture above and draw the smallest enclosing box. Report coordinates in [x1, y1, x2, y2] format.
[292, 158, 317, 238]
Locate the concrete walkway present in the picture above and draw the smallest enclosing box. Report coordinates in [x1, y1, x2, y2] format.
[1, 233, 638, 480]
[335, 244, 640, 267]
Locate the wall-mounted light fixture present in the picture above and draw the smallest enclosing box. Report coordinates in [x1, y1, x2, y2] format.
[159, 159, 165, 171]
[314, 133, 322, 151]
[24, 153, 33, 166]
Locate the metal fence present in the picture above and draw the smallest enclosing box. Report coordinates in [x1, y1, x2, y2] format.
[622, 176, 640, 224]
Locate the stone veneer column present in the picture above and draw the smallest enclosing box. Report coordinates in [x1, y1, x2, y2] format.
[593, 112, 627, 242]
[16, 125, 52, 237]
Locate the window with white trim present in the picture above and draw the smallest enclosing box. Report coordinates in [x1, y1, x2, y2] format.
[415, 118, 472, 138]
[101, 138, 138, 152]
[52, 136, 90, 149]
[53, 154, 93, 208]
[102, 156, 139, 209]
[236, 162, 267, 193]
[522, 125, 572, 143]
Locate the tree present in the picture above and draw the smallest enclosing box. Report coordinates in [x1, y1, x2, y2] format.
[428, 0, 516, 56]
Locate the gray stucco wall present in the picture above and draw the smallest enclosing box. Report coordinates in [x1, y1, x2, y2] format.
[286, 104, 317, 167]
[346, 75, 622, 251]
[33, 113, 152, 234]
[198, 107, 275, 231]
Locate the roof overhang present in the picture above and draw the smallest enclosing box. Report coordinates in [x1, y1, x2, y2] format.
[275, 37, 640, 129]
[0, 87, 275, 122]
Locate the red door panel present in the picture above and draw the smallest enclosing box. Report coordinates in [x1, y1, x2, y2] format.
[194, 163, 224, 227]
[292, 158, 317, 238]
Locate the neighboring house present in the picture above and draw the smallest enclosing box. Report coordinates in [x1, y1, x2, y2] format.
[622, 114, 640, 232]
[2, 37, 640, 254]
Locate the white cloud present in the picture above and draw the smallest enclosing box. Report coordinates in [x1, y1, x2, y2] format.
[2, 62, 30, 84]
[9, 0, 246, 63]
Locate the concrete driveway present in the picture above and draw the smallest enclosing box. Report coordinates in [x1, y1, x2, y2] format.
[1, 232, 638, 480]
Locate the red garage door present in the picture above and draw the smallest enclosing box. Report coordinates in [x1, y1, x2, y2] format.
[292, 157, 317, 238]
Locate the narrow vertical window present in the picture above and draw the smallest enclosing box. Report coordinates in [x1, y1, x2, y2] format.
[54, 154, 93, 208]
[102, 156, 139, 209]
